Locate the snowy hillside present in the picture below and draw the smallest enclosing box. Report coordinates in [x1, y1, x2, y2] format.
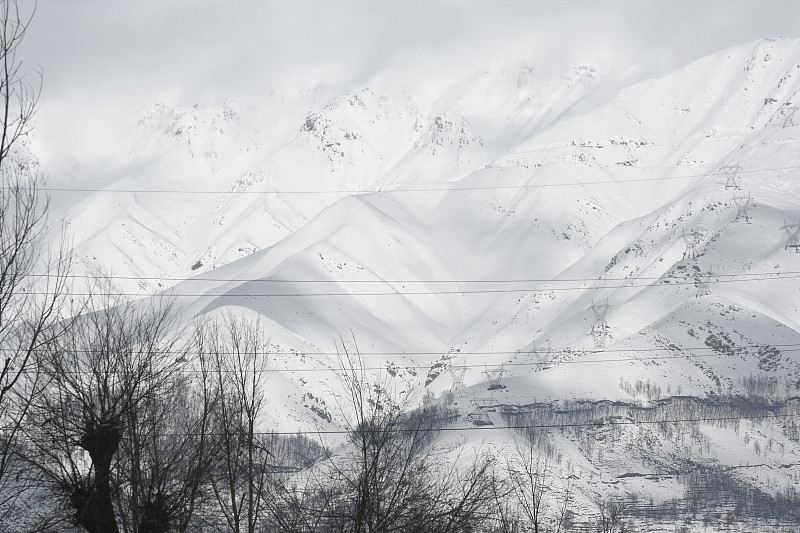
[43, 37, 800, 529]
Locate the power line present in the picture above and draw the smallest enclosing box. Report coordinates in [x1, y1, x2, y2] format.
[26, 270, 800, 285]
[35, 164, 800, 196]
[14, 345, 800, 375]
[14, 270, 800, 299]
[10, 341, 800, 357]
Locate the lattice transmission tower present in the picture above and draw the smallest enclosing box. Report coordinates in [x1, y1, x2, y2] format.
[695, 267, 716, 298]
[470, 395, 497, 426]
[682, 228, 700, 260]
[449, 365, 468, 391]
[732, 193, 752, 223]
[531, 340, 553, 371]
[482, 364, 506, 390]
[782, 219, 800, 252]
[590, 299, 610, 348]
[721, 164, 741, 190]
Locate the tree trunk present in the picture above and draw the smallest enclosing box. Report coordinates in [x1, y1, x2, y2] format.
[74, 419, 121, 533]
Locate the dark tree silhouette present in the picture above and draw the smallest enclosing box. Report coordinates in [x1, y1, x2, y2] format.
[25, 292, 182, 533]
[0, 1, 69, 530]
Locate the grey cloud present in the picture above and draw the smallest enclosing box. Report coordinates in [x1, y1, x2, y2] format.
[18, 0, 800, 178]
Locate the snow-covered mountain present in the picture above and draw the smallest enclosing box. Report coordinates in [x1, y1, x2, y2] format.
[44, 37, 800, 529]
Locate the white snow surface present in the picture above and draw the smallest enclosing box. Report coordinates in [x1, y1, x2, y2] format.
[38, 38, 800, 524]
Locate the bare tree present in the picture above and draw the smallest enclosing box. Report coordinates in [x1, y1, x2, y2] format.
[0, 175, 69, 532]
[0, 0, 40, 168]
[267, 474, 333, 533]
[0, 1, 69, 529]
[313, 347, 495, 533]
[499, 438, 573, 533]
[490, 473, 518, 533]
[114, 330, 218, 533]
[24, 291, 182, 533]
[597, 498, 626, 533]
[204, 312, 272, 533]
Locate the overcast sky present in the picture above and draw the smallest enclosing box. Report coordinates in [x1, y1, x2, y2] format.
[18, 0, 800, 178]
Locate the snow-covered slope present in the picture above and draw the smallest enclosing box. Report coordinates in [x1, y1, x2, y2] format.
[44, 38, 800, 528]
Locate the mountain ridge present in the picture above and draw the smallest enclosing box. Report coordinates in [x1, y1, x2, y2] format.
[33, 38, 800, 528]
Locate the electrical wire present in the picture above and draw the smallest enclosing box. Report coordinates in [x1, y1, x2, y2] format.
[8, 340, 798, 356]
[8, 344, 800, 376]
[34, 164, 800, 195]
[22, 270, 800, 285]
[11, 269, 800, 298]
